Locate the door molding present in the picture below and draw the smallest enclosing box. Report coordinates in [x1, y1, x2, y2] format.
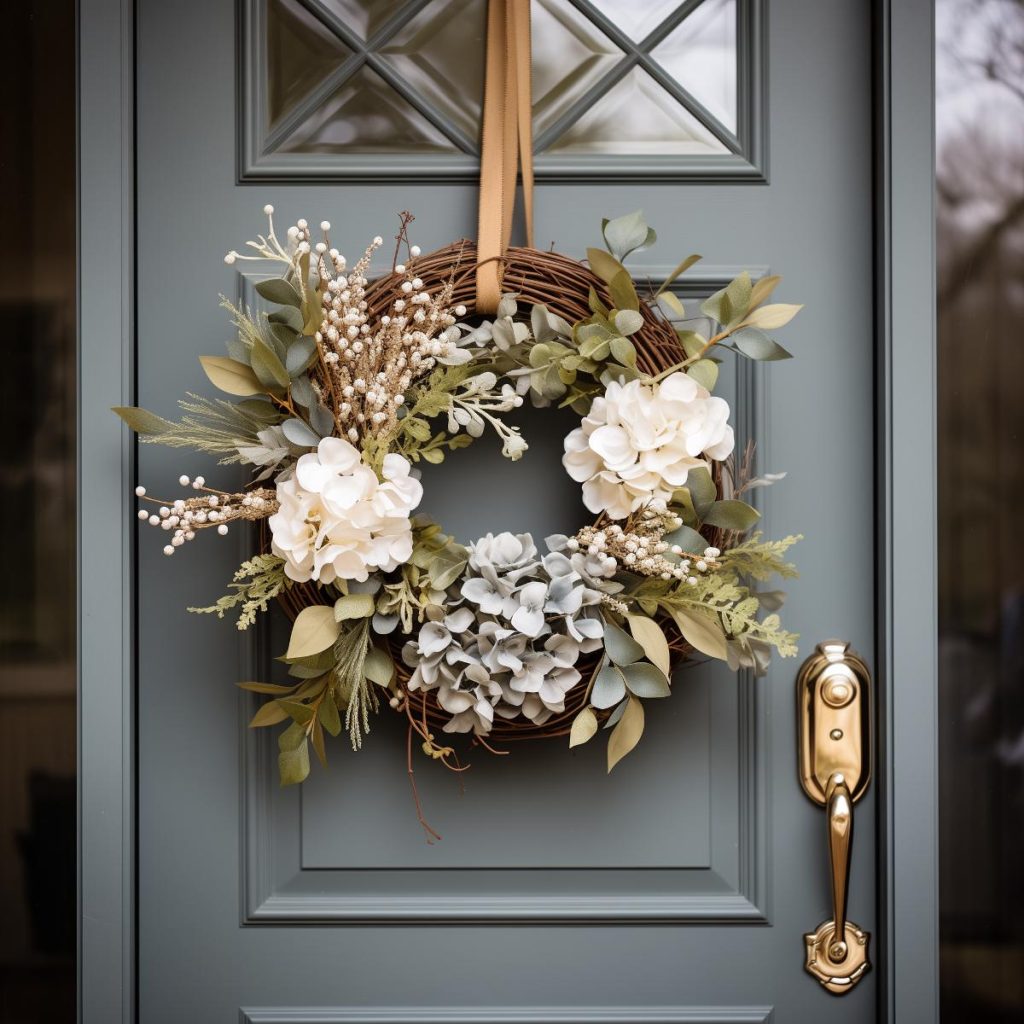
[77, 0, 938, 1018]
[78, 0, 136, 1022]
[873, 0, 939, 1019]
[239, 1008, 774, 1024]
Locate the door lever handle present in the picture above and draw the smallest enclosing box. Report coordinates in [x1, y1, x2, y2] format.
[797, 641, 871, 995]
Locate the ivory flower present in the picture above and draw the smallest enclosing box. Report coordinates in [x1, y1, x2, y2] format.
[269, 437, 421, 584]
[562, 373, 734, 519]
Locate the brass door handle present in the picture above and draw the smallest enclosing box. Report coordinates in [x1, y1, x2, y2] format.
[797, 641, 871, 995]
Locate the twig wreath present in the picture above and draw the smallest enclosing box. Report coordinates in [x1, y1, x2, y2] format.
[115, 2, 800, 840]
[116, 207, 802, 838]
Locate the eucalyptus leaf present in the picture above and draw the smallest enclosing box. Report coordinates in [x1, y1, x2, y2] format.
[289, 374, 314, 409]
[676, 330, 707, 359]
[250, 337, 290, 391]
[609, 270, 640, 312]
[286, 336, 317, 377]
[671, 607, 728, 661]
[281, 416, 319, 448]
[286, 605, 340, 659]
[248, 701, 289, 727]
[334, 593, 375, 621]
[277, 720, 307, 751]
[268, 305, 305, 331]
[656, 253, 702, 294]
[364, 646, 395, 686]
[112, 406, 172, 435]
[602, 210, 656, 262]
[700, 270, 751, 327]
[310, 402, 335, 437]
[613, 309, 644, 336]
[603, 698, 628, 729]
[732, 327, 793, 361]
[603, 621, 645, 666]
[198, 356, 264, 397]
[591, 662, 627, 709]
[663, 523, 707, 554]
[586, 247, 627, 284]
[686, 358, 718, 391]
[276, 699, 315, 726]
[626, 614, 672, 676]
[702, 499, 761, 531]
[740, 303, 803, 330]
[255, 277, 302, 308]
[622, 661, 672, 699]
[318, 696, 342, 737]
[657, 291, 685, 319]
[569, 706, 598, 748]
[607, 695, 645, 773]
[610, 336, 637, 366]
[684, 466, 717, 519]
[237, 681, 298, 695]
[278, 740, 310, 786]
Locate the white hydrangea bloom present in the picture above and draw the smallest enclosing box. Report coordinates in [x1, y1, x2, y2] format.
[269, 437, 421, 584]
[562, 372, 734, 519]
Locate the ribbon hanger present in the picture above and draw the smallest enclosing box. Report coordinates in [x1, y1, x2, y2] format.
[475, 0, 534, 313]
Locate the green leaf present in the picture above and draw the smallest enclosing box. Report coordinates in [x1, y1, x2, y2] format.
[591, 662, 627, 709]
[626, 614, 672, 676]
[609, 270, 640, 312]
[248, 701, 289, 727]
[281, 417, 319, 447]
[112, 406, 172, 435]
[586, 247, 627, 284]
[732, 327, 793, 361]
[622, 661, 672, 699]
[277, 720, 307, 752]
[700, 270, 751, 327]
[318, 695, 342, 736]
[237, 681, 298, 695]
[604, 698, 628, 729]
[364, 646, 395, 687]
[286, 605, 340, 659]
[276, 699, 315, 725]
[250, 337, 291, 391]
[607, 695, 645, 772]
[740, 303, 803, 330]
[603, 621, 645, 666]
[702, 499, 761, 532]
[657, 291, 685, 319]
[676, 330, 707, 359]
[588, 286, 610, 317]
[613, 309, 644, 336]
[748, 273, 782, 310]
[686, 358, 719, 391]
[285, 336, 317, 377]
[569, 706, 598, 748]
[602, 210, 656, 262]
[610, 336, 637, 366]
[198, 356, 265, 397]
[684, 466, 717, 519]
[672, 607, 728, 660]
[255, 277, 302, 308]
[656, 253, 702, 295]
[663, 523, 707, 554]
[334, 593, 376, 621]
[268, 306, 305, 331]
[278, 740, 310, 786]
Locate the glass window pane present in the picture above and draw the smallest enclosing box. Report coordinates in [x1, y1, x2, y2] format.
[937, 0, 1024, 1019]
[0, 2, 77, 1020]
[262, 0, 740, 159]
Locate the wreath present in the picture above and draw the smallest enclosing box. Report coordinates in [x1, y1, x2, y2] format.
[116, 206, 801, 838]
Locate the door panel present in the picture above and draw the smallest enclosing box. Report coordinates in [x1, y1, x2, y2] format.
[136, 0, 875, 1019]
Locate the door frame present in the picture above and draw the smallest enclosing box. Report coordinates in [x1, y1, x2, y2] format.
[77, 0, 938, 1019]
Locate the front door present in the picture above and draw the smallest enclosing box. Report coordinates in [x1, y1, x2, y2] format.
[134, 1, 880, 1020]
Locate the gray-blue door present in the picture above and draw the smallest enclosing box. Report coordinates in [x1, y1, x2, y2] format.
[135, 1, 877, 1020]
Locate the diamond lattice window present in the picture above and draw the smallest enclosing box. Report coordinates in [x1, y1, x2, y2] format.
[244, 0, 762, 179]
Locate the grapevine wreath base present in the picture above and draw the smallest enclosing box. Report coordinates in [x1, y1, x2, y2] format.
[117, 208, 802, 838]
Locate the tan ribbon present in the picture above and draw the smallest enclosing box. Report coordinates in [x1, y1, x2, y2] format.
[476, 0, 534, 313]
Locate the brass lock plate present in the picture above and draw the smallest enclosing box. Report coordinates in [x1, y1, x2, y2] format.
[797, 640, 871, 805]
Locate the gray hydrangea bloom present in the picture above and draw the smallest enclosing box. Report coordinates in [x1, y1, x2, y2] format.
[403, 531, 616, 735]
